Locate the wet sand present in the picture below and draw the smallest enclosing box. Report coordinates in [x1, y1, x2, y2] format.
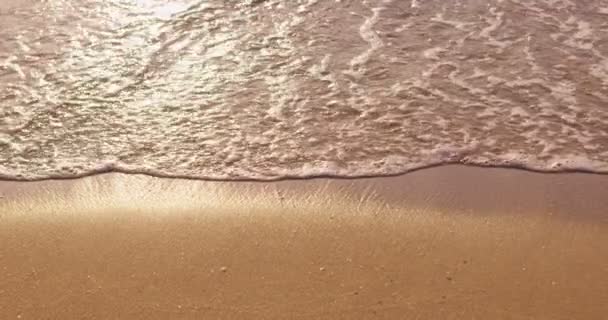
[1, 165, 607, 319]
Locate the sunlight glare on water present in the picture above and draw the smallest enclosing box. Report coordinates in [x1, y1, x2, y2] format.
[133, 0, 191, 19]
[1, 0, 608, 180]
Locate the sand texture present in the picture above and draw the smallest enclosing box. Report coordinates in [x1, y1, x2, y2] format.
[1, 165, 607, 319]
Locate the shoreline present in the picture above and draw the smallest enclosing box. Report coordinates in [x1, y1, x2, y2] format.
[3, 164, 608, 221]
[2, 161, 608, 183]
[1, 165, 607, 319]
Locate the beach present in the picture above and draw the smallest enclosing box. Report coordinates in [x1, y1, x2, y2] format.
[1, 165, 607, 319]
[2, 0, 608, 318]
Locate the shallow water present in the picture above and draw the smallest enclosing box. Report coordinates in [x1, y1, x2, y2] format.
[1, 0, 607, 180]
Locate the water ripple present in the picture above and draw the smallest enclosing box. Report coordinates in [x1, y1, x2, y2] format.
[1, 0, 608, 180]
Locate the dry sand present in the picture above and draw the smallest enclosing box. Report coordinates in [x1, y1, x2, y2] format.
[0, 165, 607, 319]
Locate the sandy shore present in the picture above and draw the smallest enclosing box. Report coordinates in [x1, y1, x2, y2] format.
[1, 165, 607, 319]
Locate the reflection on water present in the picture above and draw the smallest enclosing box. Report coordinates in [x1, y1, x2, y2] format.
[1, 0, 608, 180]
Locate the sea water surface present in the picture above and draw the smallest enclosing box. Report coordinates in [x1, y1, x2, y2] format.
[1, 0, 608, 180]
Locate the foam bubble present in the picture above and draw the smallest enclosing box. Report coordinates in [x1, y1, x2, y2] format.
[1, 0, 607, 181]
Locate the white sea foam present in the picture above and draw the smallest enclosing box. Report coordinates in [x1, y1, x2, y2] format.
[1, 0, 607, 180]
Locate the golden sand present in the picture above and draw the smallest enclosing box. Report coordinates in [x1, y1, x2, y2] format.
[1, 165, 607, 319]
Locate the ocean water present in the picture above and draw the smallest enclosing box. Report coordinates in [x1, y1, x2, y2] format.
[1, 0, 607, 180]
